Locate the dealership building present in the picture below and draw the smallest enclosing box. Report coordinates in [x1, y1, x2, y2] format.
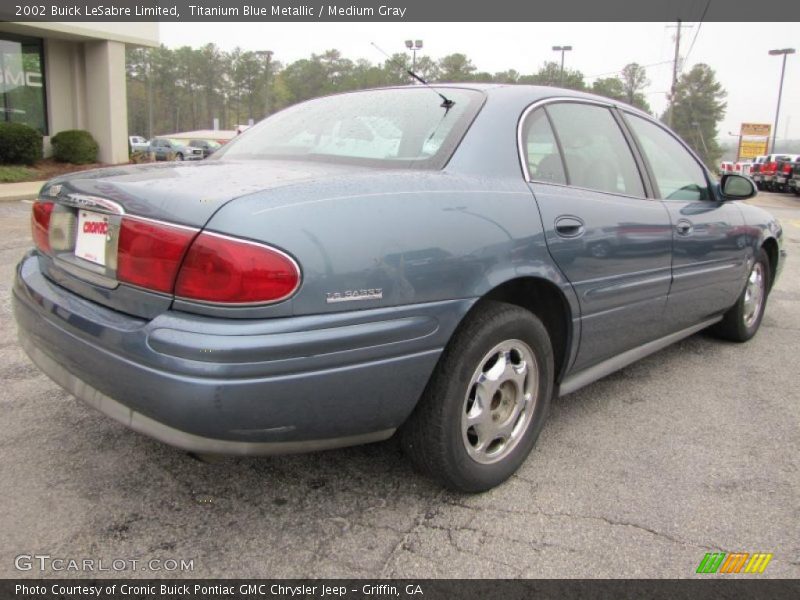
[0, 22, 158, 163]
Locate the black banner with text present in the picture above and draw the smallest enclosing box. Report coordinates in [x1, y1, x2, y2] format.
[4, 579, 800, 600]
[2, 0, 800, 22]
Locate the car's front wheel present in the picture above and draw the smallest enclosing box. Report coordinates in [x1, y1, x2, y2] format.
[401, 301, 554, 492]
[710, 248, 770, 342]
[176, 153, 184, 161]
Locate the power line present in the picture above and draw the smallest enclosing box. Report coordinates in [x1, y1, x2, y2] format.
[587, 60, 673, 80]
[682, 0, 712, 70]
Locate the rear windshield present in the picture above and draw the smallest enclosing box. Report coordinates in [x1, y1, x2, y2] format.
[213, 87, 484, 169]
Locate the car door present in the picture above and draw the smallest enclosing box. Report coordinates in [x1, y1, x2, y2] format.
[521, 101, 673, 371]
[622, 113, 746, 330]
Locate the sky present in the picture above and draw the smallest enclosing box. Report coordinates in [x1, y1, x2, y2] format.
[159, 22, 800, 143]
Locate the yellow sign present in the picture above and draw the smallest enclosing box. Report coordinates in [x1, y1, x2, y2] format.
[740, 123, 771, 137]
[739, 139, 769, 160]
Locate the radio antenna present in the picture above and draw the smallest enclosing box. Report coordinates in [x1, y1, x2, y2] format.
[370, 42, 455, 110]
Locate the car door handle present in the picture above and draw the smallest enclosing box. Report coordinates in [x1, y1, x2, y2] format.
[676, 219, 693, 236]
[554, 216, 585, 238]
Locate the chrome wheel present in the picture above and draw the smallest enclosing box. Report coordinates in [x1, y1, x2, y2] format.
[743, 262, 765, 328]
[461, 340, 538, 465]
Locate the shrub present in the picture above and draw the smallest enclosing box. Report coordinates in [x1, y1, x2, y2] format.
[0, 122, 42, 165]
[51, 129, 99, 164]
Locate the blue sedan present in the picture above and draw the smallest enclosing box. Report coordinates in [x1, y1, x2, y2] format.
[13, 85, 784, 491]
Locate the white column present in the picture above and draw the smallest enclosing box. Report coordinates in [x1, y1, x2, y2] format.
[83, 40, 128, 164]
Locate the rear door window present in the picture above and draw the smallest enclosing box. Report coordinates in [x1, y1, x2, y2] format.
[545, 102, 645, 197]
[520, 108, 566, 185]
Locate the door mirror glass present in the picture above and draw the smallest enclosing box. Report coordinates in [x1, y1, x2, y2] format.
[720, 174, 756, 199]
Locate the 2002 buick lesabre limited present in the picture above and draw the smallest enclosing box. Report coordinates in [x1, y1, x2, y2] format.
[13, 85, 785, 491]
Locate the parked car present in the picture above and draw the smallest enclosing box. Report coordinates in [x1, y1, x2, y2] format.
[758, 153, 796, 192]
[189, 139, 222, 158]
[14, 85, 785, 492]
[735, 161, 754, 176]
[788, 157, 800, 195]
[774, 154, 800, 193]
[718, 161, 734, 176]
[148, 137, 204, 161]
[750, 155, 767, 190]
[128, 136, 149, 152]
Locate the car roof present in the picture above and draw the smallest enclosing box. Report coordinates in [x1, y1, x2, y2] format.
[322, 83, 654, 120]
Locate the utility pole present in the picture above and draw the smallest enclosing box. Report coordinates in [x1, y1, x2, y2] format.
[768, 48, 795, 153]
[146, 54, 153, 139]
[256, 50, 273, 119]
[666, 20, 692, 128]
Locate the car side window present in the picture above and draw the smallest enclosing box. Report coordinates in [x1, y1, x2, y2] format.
[546, 102, 645, 197]
[625, 113, 711, 201]
[521, 108, 566, 185]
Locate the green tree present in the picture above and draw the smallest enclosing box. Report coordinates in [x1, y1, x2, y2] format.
[414, 56, 440, 81]
[437, 53, 476, 82]
[381, 53, 413, 85]
[620, 63, 650, 112]
[662, 63, 727, 168]
[521, 61, 586, 90]
[492, 69, 520, 84]
[591, 77, 626, 102]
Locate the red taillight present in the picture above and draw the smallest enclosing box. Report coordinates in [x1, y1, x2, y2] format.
[175, 232, 300, 304]
[117, 217, 196, 293]
[783, 164, 792, 174]
[31, 201, 55, 254]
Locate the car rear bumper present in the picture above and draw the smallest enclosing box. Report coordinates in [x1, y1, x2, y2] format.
[13, 252, 473, 454]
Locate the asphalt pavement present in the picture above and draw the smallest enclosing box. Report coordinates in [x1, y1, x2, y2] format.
[0, 193, 798, 579]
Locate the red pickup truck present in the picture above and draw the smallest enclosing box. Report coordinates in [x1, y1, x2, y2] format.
[774, 154, 800, 193]
[759, 154, 798, 192]
[750, 155, 766, 190]
[787, 158, 800, 196]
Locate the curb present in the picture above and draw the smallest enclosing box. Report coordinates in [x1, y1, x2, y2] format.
[0, 181, 45, 203]
[0, 194, 38, 203]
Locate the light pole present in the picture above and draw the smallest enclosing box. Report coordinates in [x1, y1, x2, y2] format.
[552, 45, 572, 87]
[404, 39, 423, 72]
[256, 49, 273, 118]
[728, 131, 742, 163]
[768, 48, 795, 153]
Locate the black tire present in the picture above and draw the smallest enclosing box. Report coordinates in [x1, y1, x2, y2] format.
[400, 301, 554, 492]
[176, 153, 184, 161]
[709, 248, 770, 342]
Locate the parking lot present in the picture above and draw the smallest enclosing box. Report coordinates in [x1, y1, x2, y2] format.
[0, 192, 798, 579]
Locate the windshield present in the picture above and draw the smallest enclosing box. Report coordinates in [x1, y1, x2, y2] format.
[213, 87, 484, 169]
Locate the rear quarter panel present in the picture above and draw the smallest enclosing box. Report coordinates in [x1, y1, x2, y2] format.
[196, 171, 572, 319]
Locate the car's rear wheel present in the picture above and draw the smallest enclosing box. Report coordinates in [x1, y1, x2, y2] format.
[710, 248, 770, 342]
[400, 301, 553, 492]
[176, 153, 184, 161]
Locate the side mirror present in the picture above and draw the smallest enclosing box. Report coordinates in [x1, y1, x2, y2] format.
[719, 174, 756, 200]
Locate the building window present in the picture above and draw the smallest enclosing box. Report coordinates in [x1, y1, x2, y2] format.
[0, 34, 47, 134]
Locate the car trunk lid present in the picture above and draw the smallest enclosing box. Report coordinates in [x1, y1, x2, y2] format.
[34, 160, 372, 318]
